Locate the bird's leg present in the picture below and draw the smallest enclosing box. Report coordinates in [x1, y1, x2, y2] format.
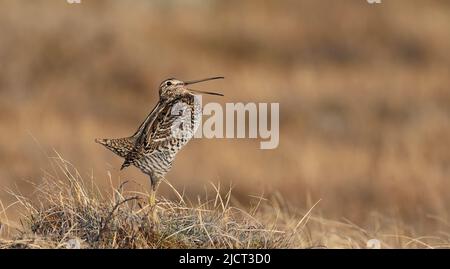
[148, 187, 156, 207]
[148, 178, 161, 207]
[148, 177, 161, 225]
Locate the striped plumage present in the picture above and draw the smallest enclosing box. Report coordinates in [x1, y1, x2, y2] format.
[95, 77, 224, 205]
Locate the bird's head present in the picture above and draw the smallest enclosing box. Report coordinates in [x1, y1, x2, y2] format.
[158, 76, 224, 99]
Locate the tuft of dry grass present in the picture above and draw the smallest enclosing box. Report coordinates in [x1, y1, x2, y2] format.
[1, 154, 449, 249]
[0, 154, 303, 249]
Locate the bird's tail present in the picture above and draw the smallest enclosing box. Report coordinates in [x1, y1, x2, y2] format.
[94, 138, 107, 145]
[95, 137, 135, 159]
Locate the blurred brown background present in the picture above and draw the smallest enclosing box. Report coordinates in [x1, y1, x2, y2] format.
[0, 0, 449, 233]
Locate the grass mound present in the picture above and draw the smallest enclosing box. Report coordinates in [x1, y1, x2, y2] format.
[0, 156, 300, 249]
[1, 154, 448, 249]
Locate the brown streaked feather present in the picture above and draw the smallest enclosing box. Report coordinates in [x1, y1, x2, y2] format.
[123, 93, 199, 174]
[145, 95, 196, 147]
[120, 100, 167, 169]
[95, 137, 135, 158]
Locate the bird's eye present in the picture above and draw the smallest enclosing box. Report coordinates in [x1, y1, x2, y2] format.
[166, 81, 172, 86]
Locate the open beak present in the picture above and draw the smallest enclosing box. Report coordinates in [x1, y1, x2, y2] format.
[184, 76, 224, 96]
[188, 89, 224, 96]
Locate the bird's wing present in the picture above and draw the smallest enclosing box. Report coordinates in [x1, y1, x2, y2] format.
[120, 99, 167, 170]
[121, 94, 199, 169]
[131, 100, 166, 143]
[145, 94, 199, 151]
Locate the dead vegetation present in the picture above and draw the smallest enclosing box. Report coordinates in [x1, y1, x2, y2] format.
[0, 155, 302, 249]
[1, 154, 449, 249]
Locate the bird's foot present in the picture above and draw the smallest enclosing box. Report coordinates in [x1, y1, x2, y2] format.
[151, 208, 160, 226]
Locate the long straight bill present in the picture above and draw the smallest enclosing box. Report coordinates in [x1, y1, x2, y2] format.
[184, 76, 224, 85]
